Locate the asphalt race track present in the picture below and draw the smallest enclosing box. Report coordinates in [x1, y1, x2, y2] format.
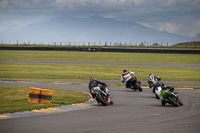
[0, 81, 200, 133]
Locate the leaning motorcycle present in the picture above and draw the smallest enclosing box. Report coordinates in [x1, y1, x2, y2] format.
[91, 85, 113, 106]
[127, 77, 143, 92]
[155, 86, 183, 107]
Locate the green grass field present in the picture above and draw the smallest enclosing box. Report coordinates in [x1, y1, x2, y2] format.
[0, 85, 90, 114]
[0, 62, 199, 81]
[0, 50, 200, 63]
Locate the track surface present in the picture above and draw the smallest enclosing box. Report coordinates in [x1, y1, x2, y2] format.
[1, 78, 200, 86]
[0, 81, 200, 133]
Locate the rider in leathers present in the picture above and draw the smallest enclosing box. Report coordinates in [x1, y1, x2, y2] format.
[148, 74, 161, 88]
[148, 73, 163, 93]
[88, 76, 107, 99]
[121, 69, 135, 88]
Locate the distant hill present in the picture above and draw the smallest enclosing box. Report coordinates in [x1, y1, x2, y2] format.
[0, 15, 194, 44]
[194, 33, 200, 40]
[174, 41, 200, 48]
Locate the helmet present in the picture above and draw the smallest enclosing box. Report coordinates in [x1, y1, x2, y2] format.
[123, 69, 128, 73]
[90, 76, 96, 81]
[148, 74, 154, 79]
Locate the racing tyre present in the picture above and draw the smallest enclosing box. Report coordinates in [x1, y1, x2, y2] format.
[168, 96, 179, 107]
[149, 84, 152, 89]
[161, 100, 167, 106]
[136, 83, 143, 92]
[110, 100, 114, 105]
[155, 94, 160, 99]
[96, 92, 108, 106]
[179, 101, 183, 106]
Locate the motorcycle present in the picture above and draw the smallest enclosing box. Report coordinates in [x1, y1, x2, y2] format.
[127, 77, 143, 92]
[155, 86, 183, 107]
[91, 85, 113, 106]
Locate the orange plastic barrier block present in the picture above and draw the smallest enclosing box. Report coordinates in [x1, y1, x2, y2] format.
[28, 87, 41, 103]
[40, 89, 53, 103]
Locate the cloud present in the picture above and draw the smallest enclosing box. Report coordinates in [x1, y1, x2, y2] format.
[0, 0, 200, 38]
[0, 0, 9, 8]
[157, 23, 182, 34]
[1, 0, 199, 12]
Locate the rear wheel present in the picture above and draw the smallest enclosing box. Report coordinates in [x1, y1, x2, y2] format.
[110, 100, 114, 105]
[96, 92, 108, 106]
[136, 83, 143, 92]
[168, 96, 179, 107]
[138, 81, 141, 85]
[149, 84, 152, 88]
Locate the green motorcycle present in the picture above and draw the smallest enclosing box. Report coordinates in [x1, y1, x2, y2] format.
[155, 86, 183, 107]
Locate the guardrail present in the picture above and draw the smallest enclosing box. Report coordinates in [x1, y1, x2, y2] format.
[0, 46, 199, 54]
[101, 47, 200, 54]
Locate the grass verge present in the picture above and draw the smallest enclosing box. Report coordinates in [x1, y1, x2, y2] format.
[0, 85, 91, 114]
[0, 62, 200, 81]
[0, 50, 200, 64]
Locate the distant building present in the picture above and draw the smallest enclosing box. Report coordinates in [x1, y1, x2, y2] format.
[139, 42, 145, 46]
[152, 42, 160, 46]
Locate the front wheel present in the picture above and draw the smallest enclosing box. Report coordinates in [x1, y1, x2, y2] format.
[168, 96, 179, 107]
[155, 94, 160, 99]
[161, 100, 167, 106]
[179, 101, 183, 106]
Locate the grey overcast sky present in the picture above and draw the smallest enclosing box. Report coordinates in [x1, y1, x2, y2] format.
[0, 0, 200, 38]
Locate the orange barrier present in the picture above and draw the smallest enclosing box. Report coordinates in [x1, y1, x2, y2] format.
[28, 88, 53, 103]
[28, 87, 41, 103]
[40, 89, 53, 103]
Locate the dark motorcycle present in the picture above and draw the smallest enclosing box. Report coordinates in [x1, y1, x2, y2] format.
[91, 85, 113, 106]
[127, 77, 143, 92]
